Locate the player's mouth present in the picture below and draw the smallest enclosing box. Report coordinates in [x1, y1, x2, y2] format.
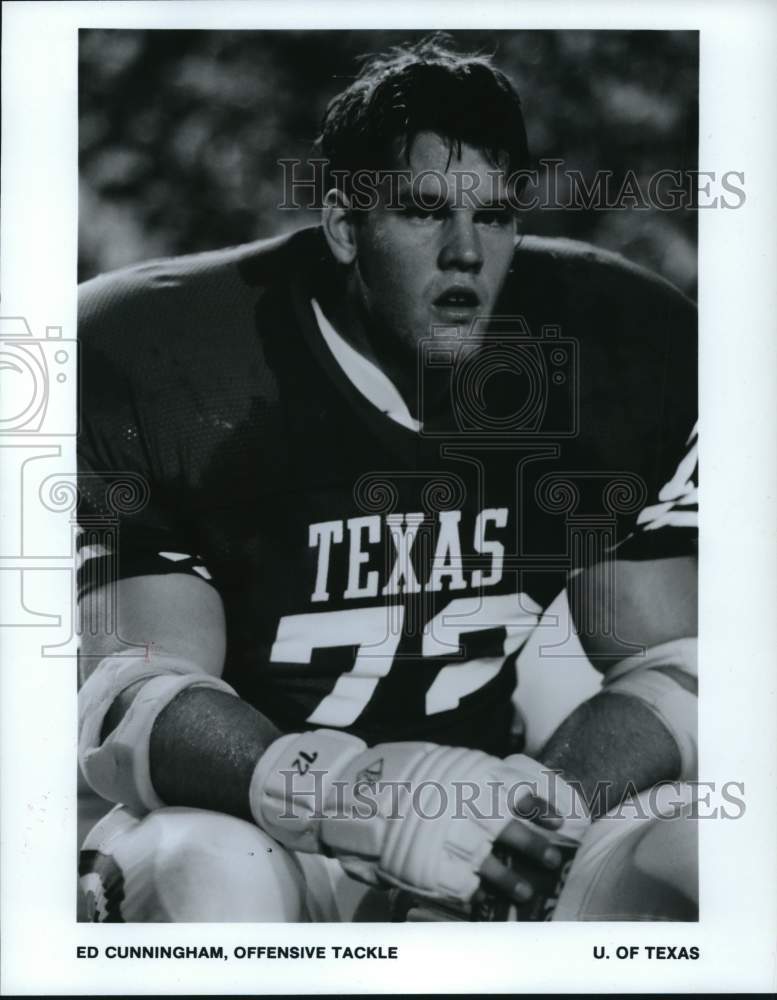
[432, 286, 481, 320]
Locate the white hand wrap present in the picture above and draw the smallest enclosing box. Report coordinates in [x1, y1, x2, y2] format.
[250, 732, 578, 907]
[248, 728, 368, 852]
[603, 638, 698, 780]
[331, 743, 542, 904]
[79, 653, 237, 814]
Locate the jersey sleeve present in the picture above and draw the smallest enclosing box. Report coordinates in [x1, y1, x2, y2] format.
[627, 421, 698, 560]
[77, 271, 214, 600]
[611, 290, 698, 566]
[620, 279, 697, 564]
[574, 239, 698, 566]
[506, 235, 698, 566]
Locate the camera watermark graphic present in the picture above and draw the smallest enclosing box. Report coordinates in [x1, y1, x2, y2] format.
[418, 316, 578, 439]
[0, 316, 203, 662]
[0, 317, 78, 436]
[0, 316, 81, 652]
[0, 311, 159, 659]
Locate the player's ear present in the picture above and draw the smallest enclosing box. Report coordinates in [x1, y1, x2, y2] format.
[322, 189, 358, 266]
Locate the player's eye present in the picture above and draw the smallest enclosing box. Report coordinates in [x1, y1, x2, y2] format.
[403, 202, 447, 222]
[475, 207, 514, 227]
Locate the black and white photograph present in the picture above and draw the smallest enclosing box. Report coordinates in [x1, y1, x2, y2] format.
[1, 2, 776, 995]
[75, 25, 700, 926]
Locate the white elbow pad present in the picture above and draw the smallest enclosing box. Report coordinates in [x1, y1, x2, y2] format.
[78, 653, 237, 814]
[602, 638, 697, 780]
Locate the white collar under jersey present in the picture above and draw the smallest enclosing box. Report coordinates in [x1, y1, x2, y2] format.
[310, 298, 422, 433]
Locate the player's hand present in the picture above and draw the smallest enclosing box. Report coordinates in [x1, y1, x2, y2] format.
[475, 755, 591, 907]
[477, 794, 565, 906]
[250, 732, 588, 910]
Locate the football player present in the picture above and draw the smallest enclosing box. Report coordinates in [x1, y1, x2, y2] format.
[76, 37, 698, 922]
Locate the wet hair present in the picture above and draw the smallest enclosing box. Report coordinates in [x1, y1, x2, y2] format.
[315, 34, 531, 199]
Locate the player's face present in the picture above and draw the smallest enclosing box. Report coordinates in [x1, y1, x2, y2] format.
[351, 131, 516, 359]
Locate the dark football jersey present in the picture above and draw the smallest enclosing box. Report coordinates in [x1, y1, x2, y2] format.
[77, 227, 697, 755]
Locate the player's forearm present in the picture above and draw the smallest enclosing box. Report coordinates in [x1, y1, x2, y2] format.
[149, 687, 281, 819]
[539, 691, 682, 819]
[91, 677, 281, 818]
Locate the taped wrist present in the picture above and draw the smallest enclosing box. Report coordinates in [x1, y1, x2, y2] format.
[248, 729, 368, 852]
[603, 638, 698, 779]
[78, 653, 237, 814]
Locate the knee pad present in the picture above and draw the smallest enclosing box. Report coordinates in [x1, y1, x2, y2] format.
[552, 789, 698, 921]
[603, 638, 697, 780]
[80, 806, 308, 922]
[78, 653, 238, 814]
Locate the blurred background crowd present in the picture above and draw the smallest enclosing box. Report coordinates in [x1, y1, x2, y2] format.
[79, 29, 698, 296]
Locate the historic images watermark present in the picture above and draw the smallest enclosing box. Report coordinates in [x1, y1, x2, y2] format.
[274, 766, 745, 824]
[278, 159, 745, 212]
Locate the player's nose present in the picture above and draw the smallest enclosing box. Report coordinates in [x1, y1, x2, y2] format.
[438, 214, 483, 273]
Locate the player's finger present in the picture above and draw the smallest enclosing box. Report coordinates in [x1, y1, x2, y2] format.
[510, 791, 563, 830]
[478, 853, 533, 904]
[495, 818, 563, 869]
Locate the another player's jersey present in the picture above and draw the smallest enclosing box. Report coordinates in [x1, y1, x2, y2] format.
[77, 227, 697, 755]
